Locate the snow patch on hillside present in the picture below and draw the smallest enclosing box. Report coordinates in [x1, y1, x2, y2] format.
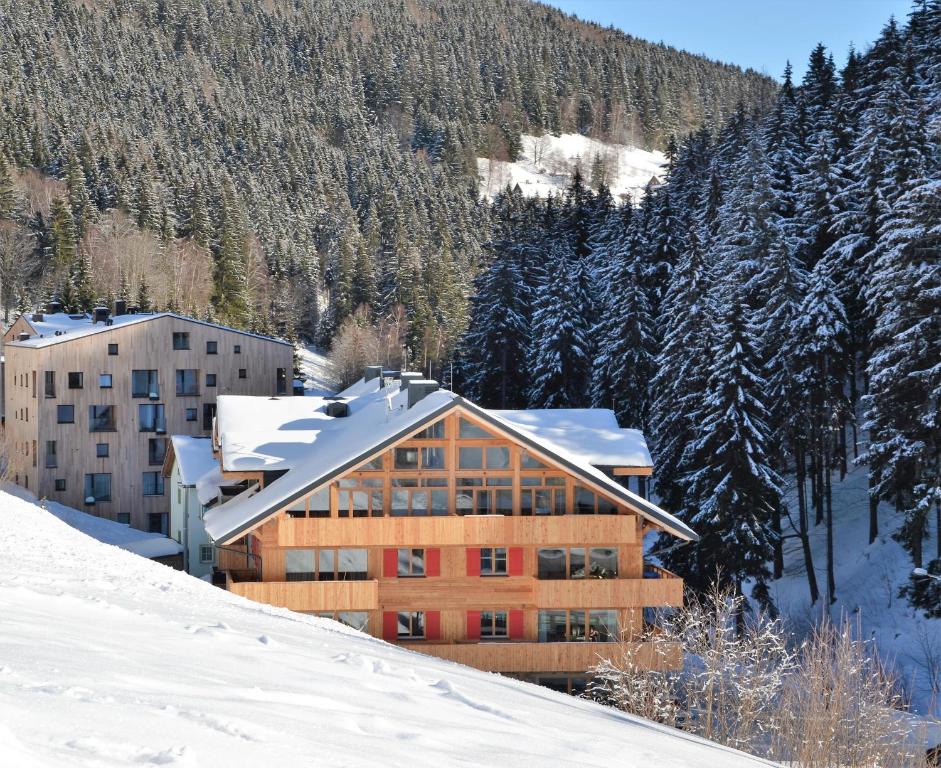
[0, 489, 775, 767]
[298, 345, 332, 395]
[768, 463, 941, 716]
[478, 133, 666, 203]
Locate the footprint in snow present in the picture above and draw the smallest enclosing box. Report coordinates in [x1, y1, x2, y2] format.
[257, 634, 273, 645]
[431, 679, 516, 721]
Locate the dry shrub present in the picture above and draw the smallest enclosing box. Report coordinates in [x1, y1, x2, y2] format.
[588, 588, 924, 766]
[328, 307, 380, 390]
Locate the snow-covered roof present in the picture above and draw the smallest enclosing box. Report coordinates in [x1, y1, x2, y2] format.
[494, 408, 652, 467]
[45, 498, 183, 559]
[169, 436, 217, 486]
[203, 379, 696, 544]
[7, 311, 292, 349]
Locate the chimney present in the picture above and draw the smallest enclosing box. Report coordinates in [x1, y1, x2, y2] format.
[407, 379, 439, 408]
[31, 312, 44, 323]
[364, 365, 382, 382]
[46, 300, 63, 314]
[17, 332, 30, 342]
[325, 399, 350, 417]
[93, 306, 110, 325]
[114, 299, 127, 316]
[399, 372, 422, 391]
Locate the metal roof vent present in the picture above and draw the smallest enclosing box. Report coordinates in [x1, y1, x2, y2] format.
[17, 332, 30, 341]
[364, 365, 383, 381]
[407, 379, 439, 408]
[326, 401, 350, 418]
[31, 313, 43, 322]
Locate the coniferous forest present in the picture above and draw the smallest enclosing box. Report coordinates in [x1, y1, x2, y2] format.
[457, 3, 941, 614]
[0, 0, 938, 616]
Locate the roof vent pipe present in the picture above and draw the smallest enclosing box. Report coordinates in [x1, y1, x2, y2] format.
[407, 379, 439, 408]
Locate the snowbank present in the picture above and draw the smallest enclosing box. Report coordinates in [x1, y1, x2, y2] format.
[0, 490, 771, 767]
[478, 132, 666, 203]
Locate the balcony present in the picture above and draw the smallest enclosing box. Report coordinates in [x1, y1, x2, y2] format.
[401, 640, 682, 673]
[278, 514, 640, 548]
[534, 573, 683, 608]
[228, 578, 379, 612]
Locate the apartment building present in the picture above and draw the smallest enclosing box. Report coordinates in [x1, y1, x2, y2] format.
[167, 368, 695, 691]
[3, 305, 293, 533]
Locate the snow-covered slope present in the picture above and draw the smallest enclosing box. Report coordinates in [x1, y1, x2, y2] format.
[768, 463, 940, 716]
[298, 345, 332, 395]
[478, 133, 666, 203]
[0, 489, 774, 767]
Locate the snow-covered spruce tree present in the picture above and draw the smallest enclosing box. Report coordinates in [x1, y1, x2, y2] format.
[864, 176, 941, 569]
[526, 242, 593, 409]
[790, 263, 850, 604]
[671, 297, 783, 604]
[649, 228, 713, 516]
[458, 238, 531, 409]
[590, 233, 655, 430]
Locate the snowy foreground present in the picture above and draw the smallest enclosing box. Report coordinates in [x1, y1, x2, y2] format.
[0, 491, 773, 767]
[478, 132, 665, 202]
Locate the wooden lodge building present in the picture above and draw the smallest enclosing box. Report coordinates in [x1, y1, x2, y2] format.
[3, 303, 293, 533]
[168, 367, 696, 691]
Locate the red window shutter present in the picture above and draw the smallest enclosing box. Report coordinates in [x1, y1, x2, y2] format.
[383, 548, 398, 578]
[508, 547, 524, 576]
[509, 610, 524, 640]
[466, 610, 481, 641]
[383, 611, 398, 641]
[425, 548, 440, 577]
[466, 547, 480, 577]
[425, 611, 441, 641]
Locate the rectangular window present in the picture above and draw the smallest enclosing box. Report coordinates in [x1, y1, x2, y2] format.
[589, 548, 618, 579]
[537, 610, 568, 642]
[206, 341, 218, 355]
[96, 442, 109, 458]
[89, 405, 116, 432]
[199, 545, 214, 563]
[131, 370, 159, 398]
[205, 373, 216, 387]
[108, 343, 118, 356]
[238, 368, 247, 379]
[138, 403, 166, 433]
[480, 610, 508, 639]
[336, 611, 368, 632]
[276, 367, 287, 396]
[142, 471, 165, 496]
[83, 473, 111, 503]
[54, 478, 66, 491]
[147, 513, 168, 535]
[537, 548, 567, 580]
[588, 610, 619, 642]
[57, 405, 74, 424]
[569, 547, 586, 579]
[172, 332, 189, 350]
[202, 403, 216, 430]
[175, 369, 198, 395]
[397, 548, 425, 577]
[99, 373, 112, 388]
[148, 438, 167, 466]
[397, 611, 425, 640]
[45, 440, 57, 468]
[234, 344, 241, 354]
[337, 549, 368, 581]
[415, 421, 445, 439]
[521, 478, 566, 516]
[458, 446, 483, 470]
[337, 479, 384, 518]
[458, 417, 492, 438]
[185, 408, 197, 422]
[480, 547, 508, 576]
[285, 549, 316, 581]
[421, 447, 445, 469]
[44, 371, 55, 398]
[394, 447, 419, 470]
[68, 372, 83, 389]
[485, 446, 510, 469]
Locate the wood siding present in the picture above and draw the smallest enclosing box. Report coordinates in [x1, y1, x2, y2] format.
[3, 315, 292, 529]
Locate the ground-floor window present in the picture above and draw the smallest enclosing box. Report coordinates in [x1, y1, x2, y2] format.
[285, 548, 368, 581]
[311, 611, 369, 633]
[398, 611, 424, 640]
[537, 609, 619, 642]
[199, 545, 215, 563]
[480, 610, 509, 639]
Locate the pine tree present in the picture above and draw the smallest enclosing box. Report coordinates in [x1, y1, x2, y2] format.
[0, 153, 15, 219]
[49, 197, 77, 272]
[66, 152, 94, 238]
[211, 183, 249, 327]
[669, 298, 782, 604]
[137, 274, 152, 312]
[527, 243, 593, 408]
[459, 239, 531, 408]
[72, 251, 94, 311]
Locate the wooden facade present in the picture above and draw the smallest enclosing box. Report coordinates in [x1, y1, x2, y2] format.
[215, 407, 686, 679]
[4, 313, 293, 531]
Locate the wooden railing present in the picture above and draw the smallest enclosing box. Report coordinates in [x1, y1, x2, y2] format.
[278, 514, 639, 548]
[227, 578, 379, 612]
[534, 575, 683, 608]
[402, 640, 682, 673]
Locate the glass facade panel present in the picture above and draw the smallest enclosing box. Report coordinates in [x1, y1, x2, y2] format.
[589, 548, 618, 578]
[458, 418, 491, 438]
[309, 488, 330, 518]
[575, 487, 596, 514]
[430, 490, 448, 516]
[421, 447, 445, 469]
[285, 550, 315, 581]
[569, 610, 586, 641]
[589, 610, 619, 642]
[537, 610, 568, 642]
[520, 451, 547, 469]
[338, 549, 367, 580]
[458, 446, 483, 469]
[569, 548, 586, 578]
[337, 611, 368, 632]
[318, 549, 335, 580]
[485, 446, 510, 469]
[537, 548, 566, 580]
[394, 447, 419, 470]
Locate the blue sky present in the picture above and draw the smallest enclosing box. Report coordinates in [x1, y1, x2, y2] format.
[548, 1, 914, 80]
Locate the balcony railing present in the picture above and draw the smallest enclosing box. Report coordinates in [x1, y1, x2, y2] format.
[228, 578, 379, 612]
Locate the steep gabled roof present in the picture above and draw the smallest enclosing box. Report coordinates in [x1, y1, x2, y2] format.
[203, 391, 697, 545]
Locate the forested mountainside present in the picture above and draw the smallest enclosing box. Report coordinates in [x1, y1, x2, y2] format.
[456, 2, 941, 612]
[0, 0, 774, 359]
